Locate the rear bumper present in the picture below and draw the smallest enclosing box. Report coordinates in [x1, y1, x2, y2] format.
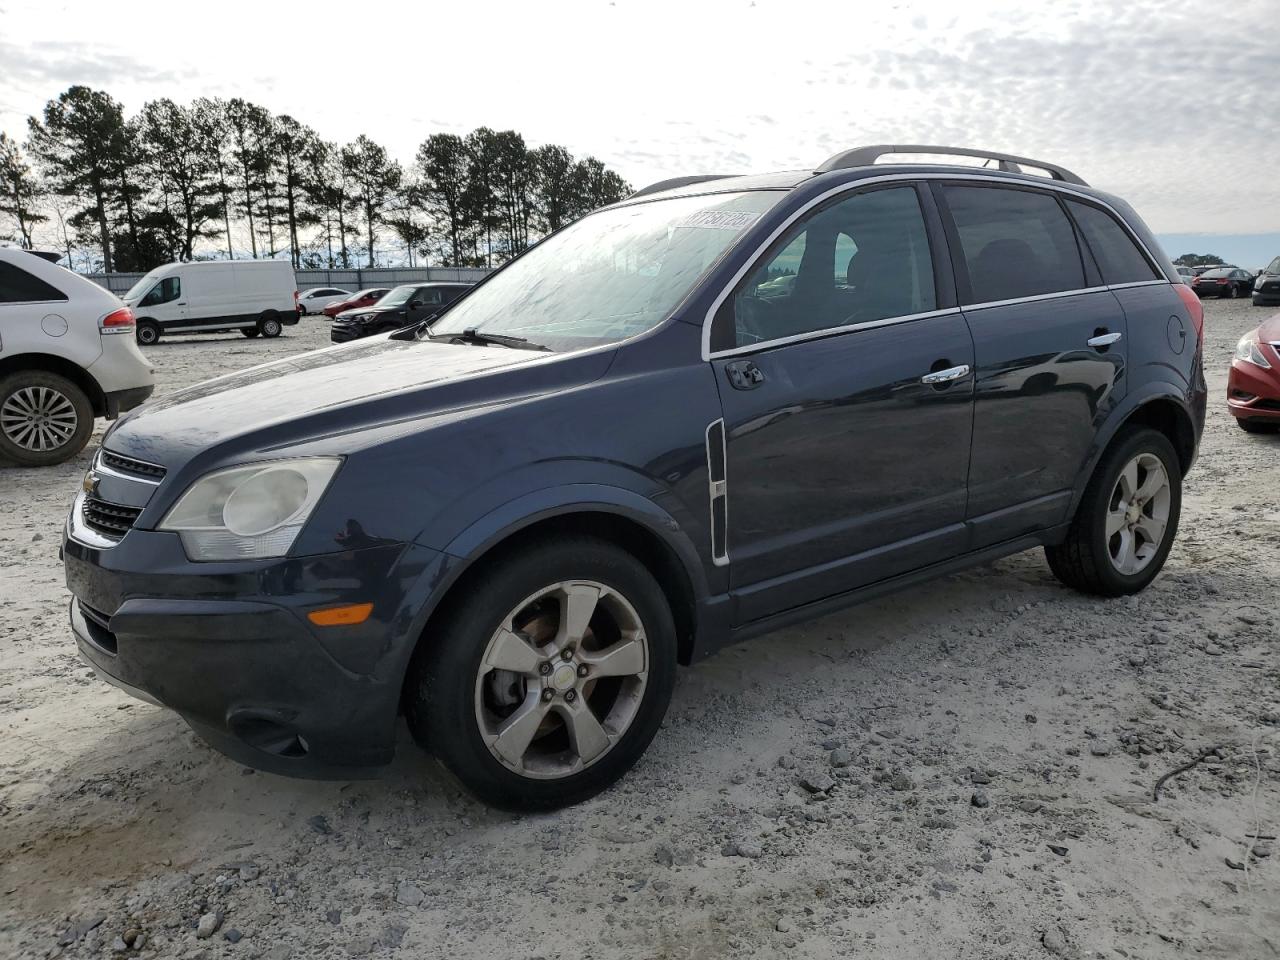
[104, 384, 154, 419]
[62, 524, 449, 777]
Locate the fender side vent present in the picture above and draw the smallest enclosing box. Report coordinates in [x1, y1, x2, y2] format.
[705, 420, 728, 565]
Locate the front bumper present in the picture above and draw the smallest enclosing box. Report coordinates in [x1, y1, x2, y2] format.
[330, 322, 369, 343]
[63, 520, 448, 778]
[1227, 354, 1280, 422]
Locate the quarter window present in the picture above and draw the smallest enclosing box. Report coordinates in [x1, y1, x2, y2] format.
[140, 276, 181, 307]
[1066, 201, 1157, 285]
[0, 262, 67, 304]
[731, 186, 936, 347]
[943, 186, 1085, 304]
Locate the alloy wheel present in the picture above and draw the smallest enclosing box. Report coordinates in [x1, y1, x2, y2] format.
[0, 385, 79, 453]
[473, 580, 649, 780]
[1106, 452, 1171, 575]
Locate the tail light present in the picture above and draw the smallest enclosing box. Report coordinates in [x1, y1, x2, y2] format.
[99, 307, 135, 335]
[1173, 282, 1204, 341]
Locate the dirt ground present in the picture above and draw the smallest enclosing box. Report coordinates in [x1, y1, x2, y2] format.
[1, 302, 1277, 960]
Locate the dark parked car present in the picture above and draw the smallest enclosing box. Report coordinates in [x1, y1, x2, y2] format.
[63, 144, 1206, 810]
[1190, 267, 1253, 299]
[1252, 256, 1280, 306]
[322, 288, 390, 318]
[330, 282, 473, 343]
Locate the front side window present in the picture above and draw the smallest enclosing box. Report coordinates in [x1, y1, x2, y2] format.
[139, 276, 180, 307]
[1066, 200, 1157, 285]
[428, 191, 783, 351]
[0, 262, 67, 303]
[729, 185, 936, 347]
[944, 185, 1085, 303]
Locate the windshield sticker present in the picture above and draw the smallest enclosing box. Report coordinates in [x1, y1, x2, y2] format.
[674, 210, 760, 231]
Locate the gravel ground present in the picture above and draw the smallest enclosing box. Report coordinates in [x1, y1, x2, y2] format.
[1, 303, 1277, 960]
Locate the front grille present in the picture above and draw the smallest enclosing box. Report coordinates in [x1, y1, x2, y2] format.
[82, 497, 142, 539]
[100, 449, 166, 481]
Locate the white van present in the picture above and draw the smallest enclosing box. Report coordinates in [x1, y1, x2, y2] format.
[121, 260, 299, 345]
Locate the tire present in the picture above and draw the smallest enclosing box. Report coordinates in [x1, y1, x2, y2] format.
[1226, 284, 1240, 299]
[241, 328, 260, 338]
[1237, 418, 1280, 435]
[135, 320, 161, 345]
[1045, 427, 1181, 597]
[258, 313, 283, 338]
[0, 370, 93, 467]
[405, 536, 678, 810]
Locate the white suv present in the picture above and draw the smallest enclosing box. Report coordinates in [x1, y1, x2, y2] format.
[0, 249, 154, 466]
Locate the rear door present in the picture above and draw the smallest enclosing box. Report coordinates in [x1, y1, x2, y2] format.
[708, 182, 975, 622]
[937, 182, 1129, 548]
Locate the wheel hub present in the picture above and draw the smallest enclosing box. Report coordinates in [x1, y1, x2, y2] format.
[550, 662, 578, 692]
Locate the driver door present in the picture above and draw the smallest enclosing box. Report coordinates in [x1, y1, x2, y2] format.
[708, 183, 976, 622]
[139, 275, 187, 328]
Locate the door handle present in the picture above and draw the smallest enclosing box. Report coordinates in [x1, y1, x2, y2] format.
[177, 302, 187, 306]
[921, 363, 970, 385]
[1087, 332, 1122, 348]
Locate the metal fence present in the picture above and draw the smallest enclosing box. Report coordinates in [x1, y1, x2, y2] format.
[84, 265, 490, 296]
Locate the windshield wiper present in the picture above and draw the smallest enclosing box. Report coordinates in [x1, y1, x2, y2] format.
[429, 327, 550, 351]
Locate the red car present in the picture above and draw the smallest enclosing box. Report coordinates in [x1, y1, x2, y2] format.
[1227, 311, 1280, 433]
[322, 288, 390, 318]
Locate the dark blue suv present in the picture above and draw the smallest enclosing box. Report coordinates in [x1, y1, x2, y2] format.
[62, 145, 1207, 809]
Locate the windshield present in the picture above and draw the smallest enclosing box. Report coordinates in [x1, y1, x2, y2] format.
[428, 191, 783, 351]
[1268, 257, 1280, 275]
[124, 269, 163, 301]
[378, 285, 417, 307]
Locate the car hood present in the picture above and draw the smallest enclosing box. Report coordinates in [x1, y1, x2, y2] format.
[104, 335, 610, 467]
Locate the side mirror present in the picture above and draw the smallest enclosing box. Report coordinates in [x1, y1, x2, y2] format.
[409, 300, 423, 310]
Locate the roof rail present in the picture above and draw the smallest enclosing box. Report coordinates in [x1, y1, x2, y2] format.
[628, 174, 734, 200]
[814, 145, 1088, 186]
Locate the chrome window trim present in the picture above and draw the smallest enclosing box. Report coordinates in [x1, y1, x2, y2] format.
[700, 171, 1171, 361]
[1106, 279, 1168, 291]
[961, 286, 1110, 313]
[710, 307, 962, 360]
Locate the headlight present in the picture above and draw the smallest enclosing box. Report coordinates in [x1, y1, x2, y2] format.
[1235, 335, 1272, 369]
[159, 457, 341, 560]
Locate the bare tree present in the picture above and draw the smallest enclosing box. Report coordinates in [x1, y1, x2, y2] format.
[0, 132, 47, 248]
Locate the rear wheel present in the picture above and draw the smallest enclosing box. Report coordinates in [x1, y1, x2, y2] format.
[135, 320, 160, 345]
[0, 371, 93, 466]
[258, 313, 283, 338]
[405, 537, 677, 810]
[1226, 284, 1240, 299]
[1045, 427, 1181, 596]
[241, 328, 260, 338]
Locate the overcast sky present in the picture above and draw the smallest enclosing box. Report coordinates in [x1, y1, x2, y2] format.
[2, 0, 1277, 262]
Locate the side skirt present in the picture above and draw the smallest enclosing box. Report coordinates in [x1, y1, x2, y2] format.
[689, 524, 1069, 661]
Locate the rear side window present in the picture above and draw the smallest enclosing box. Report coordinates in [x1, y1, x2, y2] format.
[0, 261, 67, 304]
[1066, 201, 1157, 285]
[943, 186, 1084, 304]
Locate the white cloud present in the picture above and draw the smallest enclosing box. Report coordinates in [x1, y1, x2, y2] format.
[2, 0, 1277, 235]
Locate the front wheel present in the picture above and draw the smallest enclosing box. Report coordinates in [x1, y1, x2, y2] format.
[258, 313, 283, 338]
[405, 537, 677, 810]
[1046, 427, 1181, 596]
[0, 371, 93, 466]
